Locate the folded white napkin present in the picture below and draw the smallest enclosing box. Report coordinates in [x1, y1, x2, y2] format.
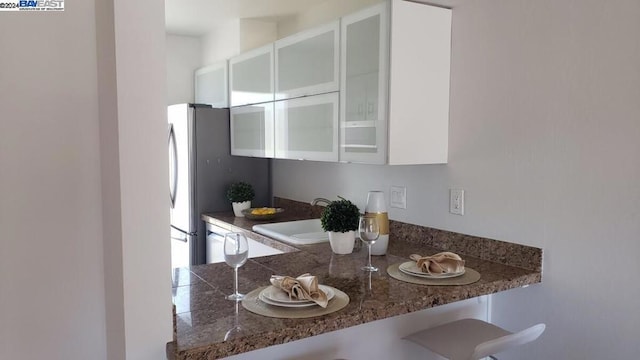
[269, 273, 328, 308]
[409, 252, 465, 275]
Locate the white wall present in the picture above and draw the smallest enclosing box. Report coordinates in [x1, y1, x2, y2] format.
[166, 34, 202, 105]
[201, 20, 240, 65]
[0, 0, 172, 359]
[273, 0, 640, 358]
[110, 0, 173, 359]
[0, 3, 107, 359]
[239, 18, 277, 52]
[200, 19, 278, 65]
[277, 0, 383, 37]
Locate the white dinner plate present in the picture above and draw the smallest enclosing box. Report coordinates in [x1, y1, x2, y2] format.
[258, 292, 320, 308]
[259, 285, 335, 306]
[398, 261, 465, 279]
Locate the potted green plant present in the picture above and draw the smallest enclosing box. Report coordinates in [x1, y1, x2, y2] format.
[320, 197, 360, 254]
[226, 182, 255, 217]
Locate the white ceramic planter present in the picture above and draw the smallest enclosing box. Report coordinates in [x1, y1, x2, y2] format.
[328, 230, 355, 254]
[232, 201, 251, 217]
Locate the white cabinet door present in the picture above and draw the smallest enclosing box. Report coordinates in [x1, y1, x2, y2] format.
[194, 61, 228, 108]
[275, 21, 340, 100]
[387, 1, 451, 164]
[274, 92, 339, 162]
[205, 224, 283, 264]
[340, 0, 451, 165]
[340, 2, 389, 164]
[230, 103, 274, 158]
[229, 44, 274, 107]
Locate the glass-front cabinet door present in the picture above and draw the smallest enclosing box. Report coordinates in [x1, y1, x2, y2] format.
[340, 2, 389, 164]
[274, 92, 339, 162]
[230, 103, 274, 158]
[275, 21, 340, 100]
[229, 44, 274, 107]
[194, 61, 228, 108]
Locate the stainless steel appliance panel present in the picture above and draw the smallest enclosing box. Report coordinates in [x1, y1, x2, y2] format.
[169, 103, 271, 266]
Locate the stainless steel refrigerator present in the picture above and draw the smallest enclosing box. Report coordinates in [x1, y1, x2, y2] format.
[168, 104, 270, 267]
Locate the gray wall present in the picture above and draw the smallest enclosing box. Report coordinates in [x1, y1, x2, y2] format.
[273, 0, 640, 358]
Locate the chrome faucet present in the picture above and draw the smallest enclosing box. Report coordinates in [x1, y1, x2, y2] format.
[310, 197, 332, 206]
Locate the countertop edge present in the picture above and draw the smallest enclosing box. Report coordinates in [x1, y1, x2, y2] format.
[175, 210, 543, 360]
[175, 271, 542, 360]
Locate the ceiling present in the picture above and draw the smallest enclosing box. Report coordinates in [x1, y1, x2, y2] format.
[165, 0, 457, 37]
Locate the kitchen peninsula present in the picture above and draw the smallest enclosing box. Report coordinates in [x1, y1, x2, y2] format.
[169, 199, 542, 360]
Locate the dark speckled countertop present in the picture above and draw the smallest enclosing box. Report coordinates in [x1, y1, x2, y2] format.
[169, 198, 542, 360]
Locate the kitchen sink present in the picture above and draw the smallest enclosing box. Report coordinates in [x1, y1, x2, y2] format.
[252, 219, 329, 246]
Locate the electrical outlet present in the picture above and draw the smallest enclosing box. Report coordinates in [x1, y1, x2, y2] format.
[390, 186, 407, 209]
[450, 189, 464, 215]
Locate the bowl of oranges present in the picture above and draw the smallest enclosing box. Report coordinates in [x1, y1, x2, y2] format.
[241, 207, 285, 220]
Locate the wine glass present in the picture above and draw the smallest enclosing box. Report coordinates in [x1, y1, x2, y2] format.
[224, 232, 249, 300]
[359, 215, 380, 272]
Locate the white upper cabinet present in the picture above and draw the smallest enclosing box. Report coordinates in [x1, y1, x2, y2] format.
[340, 1, 452, 165]
[229, 44, 274, 107]
[275, 21, 340, 100]
[227, 1, 451, 164]
[195, 62, 228, 108]
[274, 92, 339, 162]
[230, 103, 274, 158]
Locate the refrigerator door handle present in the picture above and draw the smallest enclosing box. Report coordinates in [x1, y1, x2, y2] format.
[168, 123, 178, 209]
[171, 225, 196, 243]
[171, 232, 188, 243]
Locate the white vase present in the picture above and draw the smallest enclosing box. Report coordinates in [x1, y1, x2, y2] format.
[232, 201, 251, 217]
[365, 191, 389, 255]
[328, 231, 355, 254]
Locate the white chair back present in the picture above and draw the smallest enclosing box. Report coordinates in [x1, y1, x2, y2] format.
[471, 323, 546, 359]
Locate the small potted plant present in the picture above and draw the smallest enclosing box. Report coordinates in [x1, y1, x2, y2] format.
[226, 182, 255, 217]
[320, 197, 360, 254]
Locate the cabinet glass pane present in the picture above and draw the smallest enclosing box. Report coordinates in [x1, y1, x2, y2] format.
[231, 52, 272, 105]
[275, 92, 338, 161]
[344, 15, 380, 123]
[286, 104, 334, 152]
[195, 65, 227, 107]
[277, 31, 335, 92]
[231, 103, 274, 158]
[233, 111, 265, 150]
[344, 127, 377, 153]
[346, 15, 380, 76]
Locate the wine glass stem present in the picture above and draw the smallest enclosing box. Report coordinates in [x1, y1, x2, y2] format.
[368, 243, 373, 268]
[233, 267, 239, 295]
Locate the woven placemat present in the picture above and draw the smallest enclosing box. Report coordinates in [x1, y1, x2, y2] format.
[387, 263, 481, 286]
[242, 286, 350, 319]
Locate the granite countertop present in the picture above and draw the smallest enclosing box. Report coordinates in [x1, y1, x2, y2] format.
[170, 198, 542, 360]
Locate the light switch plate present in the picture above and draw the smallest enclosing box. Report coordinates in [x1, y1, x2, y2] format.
[450, 189, 464, 215]
[390, 186, 407, 209]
